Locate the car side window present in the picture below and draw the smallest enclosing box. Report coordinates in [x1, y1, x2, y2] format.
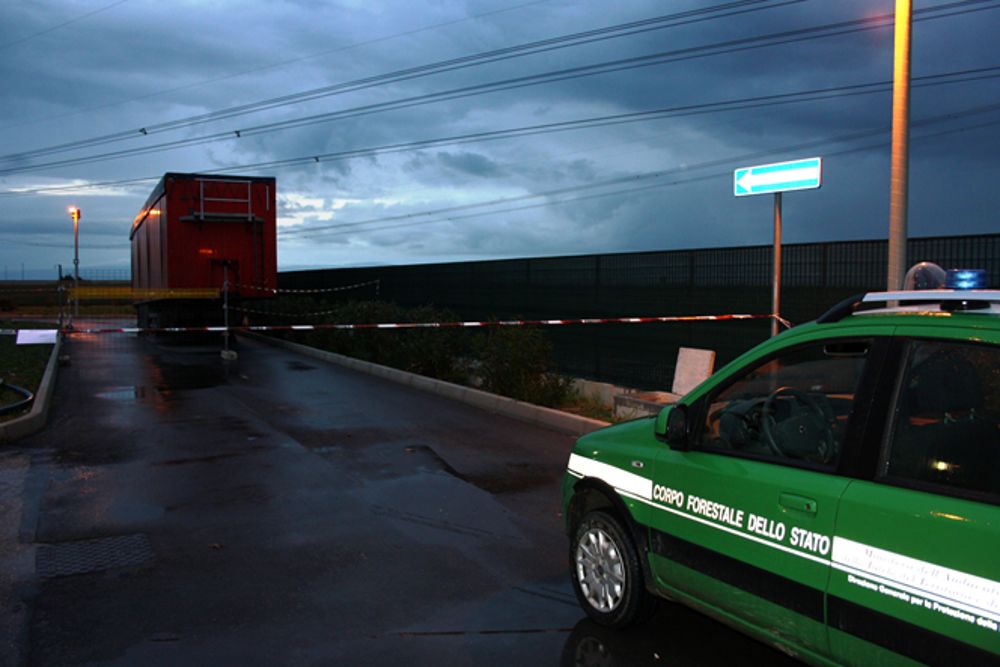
[698, 340, 870, 467]
[881, 340, 1000, 498]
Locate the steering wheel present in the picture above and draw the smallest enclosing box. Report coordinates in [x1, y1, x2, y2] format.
[761, 387, 836, 461]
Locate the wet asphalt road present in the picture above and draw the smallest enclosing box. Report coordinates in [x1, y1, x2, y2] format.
[6, 325, 799, 666]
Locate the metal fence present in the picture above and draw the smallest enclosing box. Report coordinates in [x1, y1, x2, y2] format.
[280, 233, 1000, 391]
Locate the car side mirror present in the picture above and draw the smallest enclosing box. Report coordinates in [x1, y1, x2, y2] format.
[654, 404, 689, 449]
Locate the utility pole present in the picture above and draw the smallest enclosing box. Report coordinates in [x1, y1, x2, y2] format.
[887, 0, 912, 290]
[69, 207, 81, 318]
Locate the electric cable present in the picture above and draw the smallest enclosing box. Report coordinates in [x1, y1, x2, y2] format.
[0, 0, 796, 161]
[0, 236, 129, 250]
[217, 66, 1000, 178]
[2, 0, 994, 177]
[280, 103, 1000, 239]
[0, 0, 131, 52]
[0, 0, 552, 131]
[2, 65, 998, 199]
[293, 115, 1000, 241]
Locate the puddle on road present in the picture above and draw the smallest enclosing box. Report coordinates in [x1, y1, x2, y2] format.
[153, 444, 270, 466]
[306, 438, 460, 483]
[152, 361, 227, 392]
[286, 360, 317, 372]
[90, 350, 229, 406]
[54, 440, 135, 466]
[316, 441, 539, 546]
[400, 444, 465, 479]
[365, 470, 526, 545]
[302, 433, 556, 496]
[165, 483, 271, 513]
[376, 443, 555, 496]
[454, 463, 557, 495]
[96, 386, 160, 402]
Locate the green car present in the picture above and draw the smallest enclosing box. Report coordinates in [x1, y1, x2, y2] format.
[562, 282, 1000, 666]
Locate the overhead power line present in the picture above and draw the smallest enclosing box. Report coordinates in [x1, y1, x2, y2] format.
[0, 0, 131, 52]
[0, 0, 553, 131]
[2, 66, 998, 199]
[0, 176, 159, 197]
[1, 104, 995, 256]
[3, 0, 995, 177]
[0, 0, 798, 164]
[5, 110, 994, 251]
[282, 108, 1000, 240]
[216, 66, 1000, 176]
[0, 236, 128, 250]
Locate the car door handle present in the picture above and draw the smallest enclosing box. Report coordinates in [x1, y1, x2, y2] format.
[779, 493, 817, 514]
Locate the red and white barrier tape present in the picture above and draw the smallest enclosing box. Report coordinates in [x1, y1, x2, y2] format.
[57, 313, 792, 335]
[231, 279, 380, 295]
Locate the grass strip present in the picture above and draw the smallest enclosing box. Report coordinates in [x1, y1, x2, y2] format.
[0, 321, 55, 422]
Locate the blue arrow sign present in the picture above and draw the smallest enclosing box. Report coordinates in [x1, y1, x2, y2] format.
[734, 157, 822, 197]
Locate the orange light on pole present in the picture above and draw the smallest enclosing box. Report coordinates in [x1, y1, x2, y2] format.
[69, 206, 81, 317]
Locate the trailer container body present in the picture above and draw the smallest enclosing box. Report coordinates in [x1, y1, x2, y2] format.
[130, 173, 277, 328]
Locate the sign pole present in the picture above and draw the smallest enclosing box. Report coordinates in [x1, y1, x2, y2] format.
[772, 192, 782, 338]
[734, 156, 821, 337]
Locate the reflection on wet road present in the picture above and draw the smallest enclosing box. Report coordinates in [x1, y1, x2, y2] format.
[561, 605, 801, 667]
[13, 329, 800, 666]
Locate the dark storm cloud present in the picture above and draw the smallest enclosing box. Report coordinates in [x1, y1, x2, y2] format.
[436, 151, 504, 177]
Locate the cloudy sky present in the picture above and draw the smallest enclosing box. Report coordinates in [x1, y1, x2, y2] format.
[0, 0, 998, 279]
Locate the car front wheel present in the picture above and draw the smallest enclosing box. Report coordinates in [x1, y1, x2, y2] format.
[570, 510, 655, 628]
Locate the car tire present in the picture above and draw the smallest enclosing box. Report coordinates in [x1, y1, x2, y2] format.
[570, 510, 656, 628]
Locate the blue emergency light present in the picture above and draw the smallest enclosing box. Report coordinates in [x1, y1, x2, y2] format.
[946, 269, 987, 290]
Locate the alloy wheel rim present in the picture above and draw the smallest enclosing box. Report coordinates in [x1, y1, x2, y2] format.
[575, 527, 626, 612]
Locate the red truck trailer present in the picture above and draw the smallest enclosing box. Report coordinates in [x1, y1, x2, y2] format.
[130, 173, 277, 328]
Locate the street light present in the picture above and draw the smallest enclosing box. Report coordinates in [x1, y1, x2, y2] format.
[68, 206, 81, 317]
[887, 0, 912, 290]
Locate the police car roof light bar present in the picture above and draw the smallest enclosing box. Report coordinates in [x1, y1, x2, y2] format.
[817, 288, 1000, 324]
[862, 290, 1000, 304]
[946, 268, 987, 290]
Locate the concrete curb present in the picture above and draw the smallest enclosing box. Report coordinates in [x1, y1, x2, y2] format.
[0, 337, 62, 443]
[247, 333, 610, 437]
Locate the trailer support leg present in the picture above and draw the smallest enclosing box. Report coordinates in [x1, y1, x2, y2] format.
[221, 264, 238, 361]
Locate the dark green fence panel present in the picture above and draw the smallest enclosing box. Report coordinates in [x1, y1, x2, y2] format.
[279, 233, 999, 390]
